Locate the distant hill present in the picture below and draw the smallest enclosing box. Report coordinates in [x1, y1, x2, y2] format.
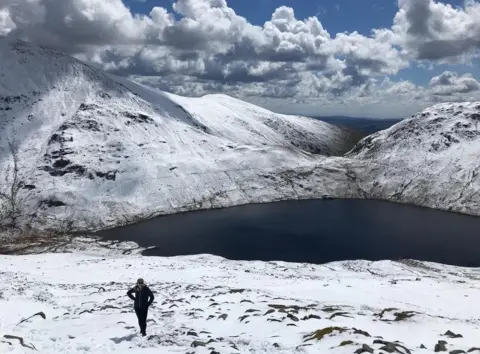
[312, 116, 403, 134]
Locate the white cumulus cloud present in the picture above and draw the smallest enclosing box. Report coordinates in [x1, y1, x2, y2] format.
[0, 0, 479, 117]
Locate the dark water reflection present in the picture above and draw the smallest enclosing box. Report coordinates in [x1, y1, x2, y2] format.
[96, 199, 480, 267]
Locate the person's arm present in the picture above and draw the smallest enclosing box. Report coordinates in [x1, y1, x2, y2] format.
[147, 288, 154, 306]
[127, 288, 136, 301]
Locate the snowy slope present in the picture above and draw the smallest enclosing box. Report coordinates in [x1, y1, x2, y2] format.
[345, 102, 480, 215]
[1, 251, 480, 353]
[164, 92, 360, 155]
[1, 38, 479, 232]
[0, 38, 358, 231]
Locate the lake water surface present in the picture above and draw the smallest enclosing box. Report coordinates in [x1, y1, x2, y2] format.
[96, 199, 480, 267]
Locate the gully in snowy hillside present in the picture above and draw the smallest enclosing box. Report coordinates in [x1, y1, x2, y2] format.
[127, 278, 155, 336]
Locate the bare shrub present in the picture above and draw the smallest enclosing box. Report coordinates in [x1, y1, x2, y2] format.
[0, 141, 22, 228]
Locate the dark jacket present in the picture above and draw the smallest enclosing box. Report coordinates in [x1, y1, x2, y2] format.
[127, 285, 154, 309]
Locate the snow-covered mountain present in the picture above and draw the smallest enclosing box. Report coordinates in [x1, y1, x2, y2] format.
[1, 246, 480, 354]
[237, 101, 480, 218]
[0, 38, 358, 231]
[0, 38, 479, 232]
[345, 102, 480, 215]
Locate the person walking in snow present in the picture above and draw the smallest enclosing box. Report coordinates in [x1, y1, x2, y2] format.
[127, 278, 155, 336]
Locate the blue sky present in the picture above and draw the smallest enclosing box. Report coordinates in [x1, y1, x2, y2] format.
[130, 0, 400, 33]
[3, 0, 480, 118]
[129, 0, 468, 29]
[402, 60, 480, 86]
[127, 0, 398, 37]
[126, 0, 469, 36]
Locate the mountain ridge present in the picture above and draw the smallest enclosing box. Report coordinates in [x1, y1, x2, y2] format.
[0, 38, 479, 232]
[0, 38, 358, 231]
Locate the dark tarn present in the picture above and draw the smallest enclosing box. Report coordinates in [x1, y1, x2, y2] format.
[98, 199, 480, 267]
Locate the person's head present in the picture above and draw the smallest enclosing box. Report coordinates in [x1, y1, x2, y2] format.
[136, 278, 145, 289]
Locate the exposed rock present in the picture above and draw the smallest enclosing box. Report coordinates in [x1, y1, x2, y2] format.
[377, 308, 398, 318]
[264, 309, 275, 316]
[355, 344, 374, 354]
[240, 299, 254, 304]
[238, 315, 249, 322]
[373, 339, 411, 354]
[39, 199, 66, 208]
[229, 289, 246, 294]
[18, 311, 46, 324]
[379, 342, 398, 353]
[353, 328, 371, 337]
[322, 306, 342, 313]
[304, 327, 346, 342]
[394, 311, 418, 322]
[329, 311, 352, 319]
[191, 340, 206, 348]
[287, 313, 299, 322]
[268, 304, 307, 311]
[444, 330, 463, 338]
[2, 335, 36, 350]
[435, 340, 448, 352]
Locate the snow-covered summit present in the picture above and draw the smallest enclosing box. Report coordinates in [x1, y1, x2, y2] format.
[347, 102, 480, 166]
[0, 38, 358, 231]
[344, 102, 480, 215]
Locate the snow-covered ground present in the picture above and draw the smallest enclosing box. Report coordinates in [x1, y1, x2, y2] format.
[0, 38, 479, 232]
[1, 251, 480, 353]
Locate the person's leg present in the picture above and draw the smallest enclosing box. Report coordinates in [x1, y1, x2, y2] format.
[140, 308, 147, 335]
[134, 308, 142, 332]
[143, 307, 149, 334]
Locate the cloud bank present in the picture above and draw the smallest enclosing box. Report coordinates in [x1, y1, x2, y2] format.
[1, 0, 480, 118]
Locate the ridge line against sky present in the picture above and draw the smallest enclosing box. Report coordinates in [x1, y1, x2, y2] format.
[1, 0, 479, 118]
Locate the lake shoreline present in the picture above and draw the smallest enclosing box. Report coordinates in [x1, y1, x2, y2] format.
[93, 196, 480, 234]
[95, 198, 480, 267]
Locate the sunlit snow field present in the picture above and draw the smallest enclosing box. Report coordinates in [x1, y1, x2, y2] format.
[1, 249, 480, 353]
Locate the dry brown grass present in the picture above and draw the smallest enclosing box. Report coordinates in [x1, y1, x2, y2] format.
[0, 228, 74, 255]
